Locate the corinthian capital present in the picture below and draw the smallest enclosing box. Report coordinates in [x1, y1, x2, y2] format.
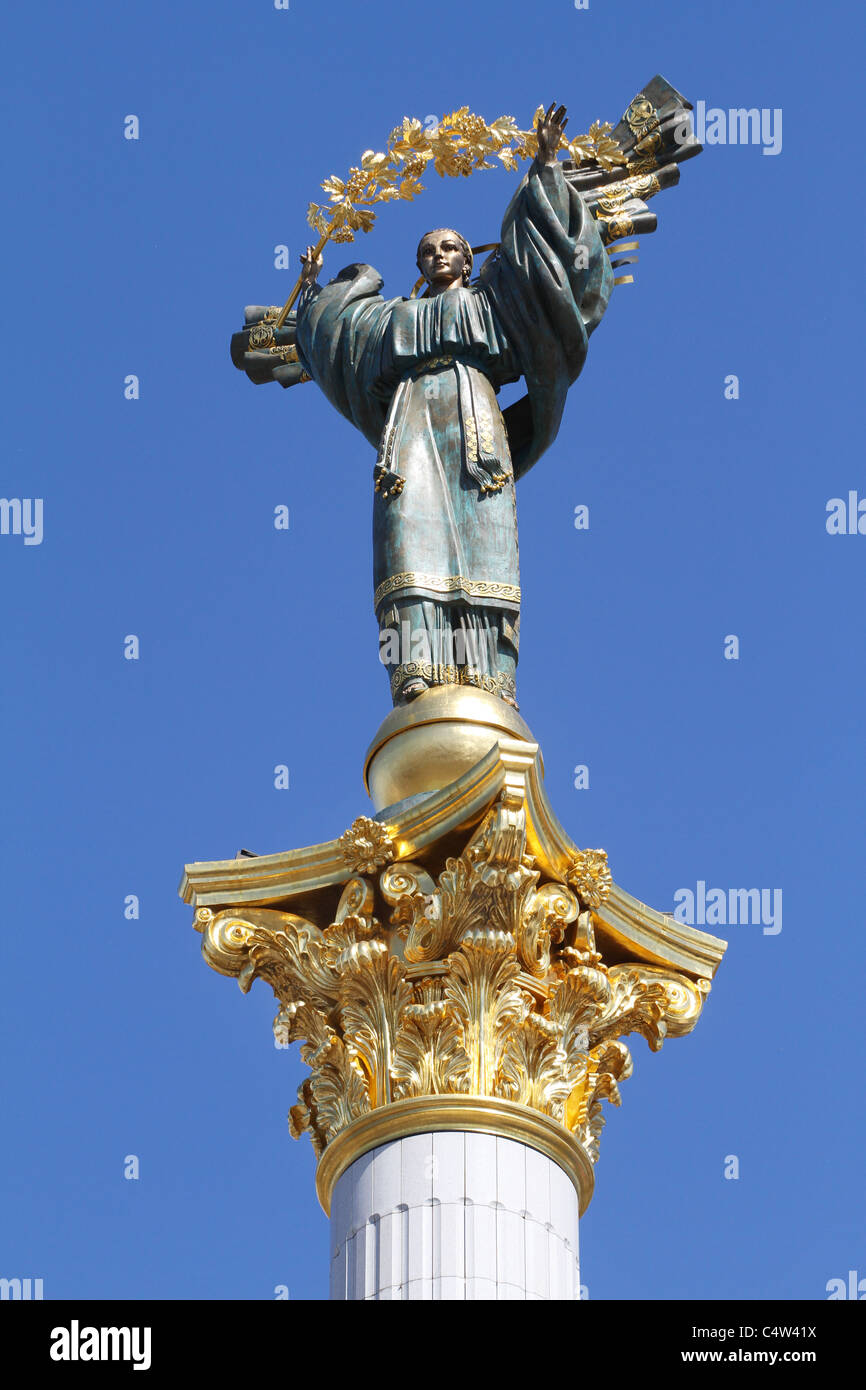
[191, 772, 715, 1213]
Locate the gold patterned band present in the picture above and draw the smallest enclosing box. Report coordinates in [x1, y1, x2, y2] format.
[389, 661, 517, 701]
[596, 171, 660, 212]
[409, 355, 455, 373]
[268, 344, 299, 363]
[374, 571, 521, 609]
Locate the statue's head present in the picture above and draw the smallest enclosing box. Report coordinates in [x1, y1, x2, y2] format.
[416, 228, 473, 292]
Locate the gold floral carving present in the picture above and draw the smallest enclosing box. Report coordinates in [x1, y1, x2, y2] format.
[565, 848, 613, 908]
[338, 816, 395, 875]
[194, 794, 711, 1176]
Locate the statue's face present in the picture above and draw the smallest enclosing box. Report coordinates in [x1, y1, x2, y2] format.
[418, 229, 467, 293]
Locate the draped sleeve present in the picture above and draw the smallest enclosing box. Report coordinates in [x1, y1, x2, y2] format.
[479, 159, 614, 480]
[294, 264, 393, 451]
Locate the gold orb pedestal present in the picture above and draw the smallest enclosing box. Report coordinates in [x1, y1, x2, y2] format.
[364, 686, 540, 811]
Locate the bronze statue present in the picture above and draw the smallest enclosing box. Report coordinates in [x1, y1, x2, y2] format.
[232, 83, 701, 710]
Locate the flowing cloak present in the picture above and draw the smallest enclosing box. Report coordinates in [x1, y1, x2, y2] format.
[294, 160, 613, 629]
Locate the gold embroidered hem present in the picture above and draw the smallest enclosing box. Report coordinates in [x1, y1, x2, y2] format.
[375, 571, 521, 612]
[390, 661, 517, 702]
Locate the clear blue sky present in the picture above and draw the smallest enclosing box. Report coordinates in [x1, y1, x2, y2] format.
[2, 0, 863, 1300]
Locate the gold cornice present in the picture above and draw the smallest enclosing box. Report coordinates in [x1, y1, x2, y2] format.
[315, 1095, 595, 1217]
[598, 885, 726, 981]
[180, 737, 726, 981]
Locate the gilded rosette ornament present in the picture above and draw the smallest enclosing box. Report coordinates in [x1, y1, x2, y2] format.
[186, 739, 722, 1211]
[338, 816, 395, 875]
[565, 849, 612, 909]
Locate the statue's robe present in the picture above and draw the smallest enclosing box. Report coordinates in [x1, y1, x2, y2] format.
[295, 160, 613, 703]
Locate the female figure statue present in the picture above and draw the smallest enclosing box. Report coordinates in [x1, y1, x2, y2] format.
[257, 105, 613, 707]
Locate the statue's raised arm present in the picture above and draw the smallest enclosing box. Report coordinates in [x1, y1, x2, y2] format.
[479, 101, 614, 480]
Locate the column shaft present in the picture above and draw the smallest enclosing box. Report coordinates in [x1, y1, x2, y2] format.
[329, 1131, 580, 1300]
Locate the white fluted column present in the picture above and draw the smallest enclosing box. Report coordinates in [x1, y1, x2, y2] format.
[329, 1131, 580, 1300]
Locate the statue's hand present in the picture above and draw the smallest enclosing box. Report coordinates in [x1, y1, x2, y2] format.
[536, 102, 568, 165]
[300, 245, 323, 286]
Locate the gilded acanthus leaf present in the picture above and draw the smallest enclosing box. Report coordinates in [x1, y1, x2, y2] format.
[590, 1039, 634, 1103]
[339, 950, 412, 1108]
[281, 1002, 370, 1155]
[303, 1037, 370, 1150]
[289, 1077, 322, 1154]
[438, 853, 495, 950]
[322, 918, 387, 977]
[546, 966, 611, 1063]
[497, 1012, 572, 1117]
[391, 1001, 470, 1100]
[230, 914, 339, 1013]
[568, 1040, 633, 1162]
[589, 965, 670, 1051]
[444, 929, 529, 1095]
[580, 1100, 606, 1166]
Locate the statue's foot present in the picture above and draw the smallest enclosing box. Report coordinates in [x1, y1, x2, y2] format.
[501, 693, 520, 711]
[399, 678, 429, 702]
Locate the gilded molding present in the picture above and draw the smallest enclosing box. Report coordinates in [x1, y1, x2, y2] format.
[315, 1095, 596, 1217]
